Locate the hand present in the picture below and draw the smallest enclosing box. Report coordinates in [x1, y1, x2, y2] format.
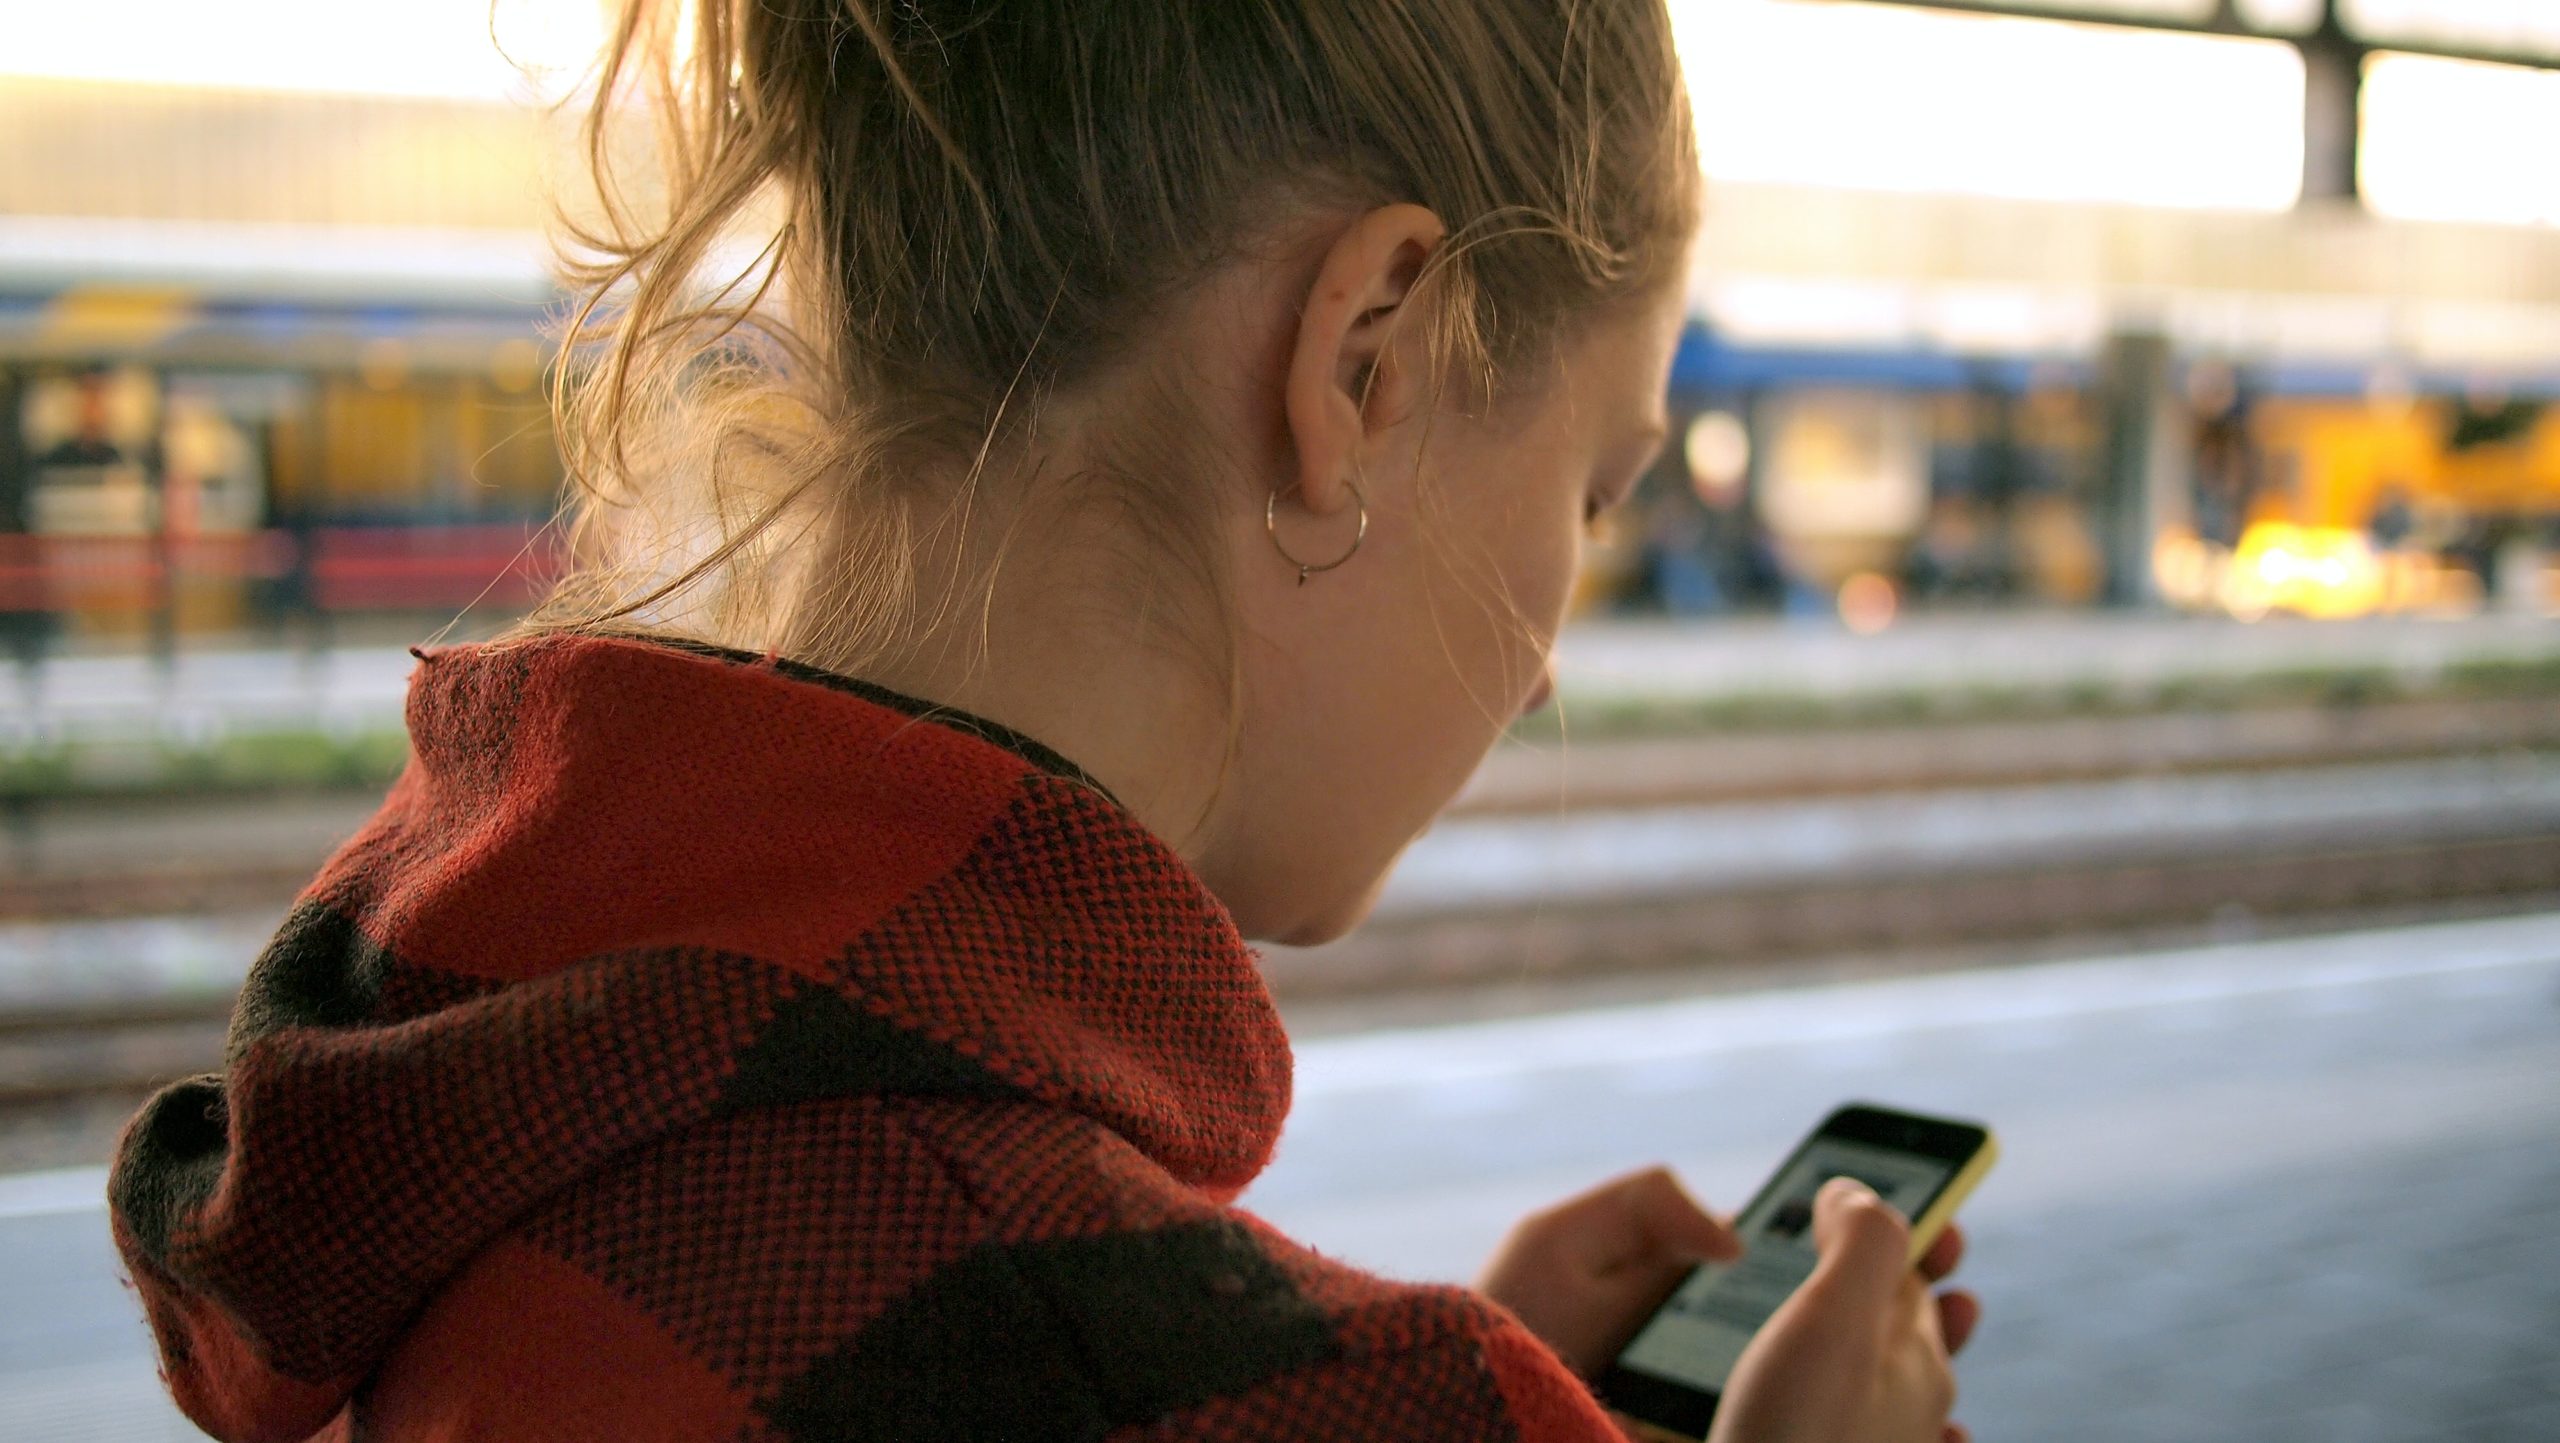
[1477, 1166, 1742, 1376]
[1707, 1177, 1982, 1443]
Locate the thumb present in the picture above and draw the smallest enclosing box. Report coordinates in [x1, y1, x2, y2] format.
[1804, 1177, 1911, 1316]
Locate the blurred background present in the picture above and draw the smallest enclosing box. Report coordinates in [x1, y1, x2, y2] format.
[2, 1, 2556, 1440]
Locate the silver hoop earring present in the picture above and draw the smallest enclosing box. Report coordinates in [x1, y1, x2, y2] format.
[1265, 479, 1368, 586]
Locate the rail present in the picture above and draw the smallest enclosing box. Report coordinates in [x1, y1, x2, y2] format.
[6, 749, 2559, 1169]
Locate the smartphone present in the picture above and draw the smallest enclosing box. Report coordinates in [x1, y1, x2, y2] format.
[1596, 1102, 1998, 1443]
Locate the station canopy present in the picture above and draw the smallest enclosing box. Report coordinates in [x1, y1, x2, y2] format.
[2344, 0, 2560, 61]
[1896, 0, 2560, 59]
[2015, 0, 2309, 27]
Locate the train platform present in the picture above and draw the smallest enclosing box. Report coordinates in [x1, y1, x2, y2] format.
[10, 741, 2555, 1009]
[6, 610, 2557, 749]
[1260, 907, 2560, 1443]
[5, 908, 2556, 1442]
[1549, 610, 2560, 709]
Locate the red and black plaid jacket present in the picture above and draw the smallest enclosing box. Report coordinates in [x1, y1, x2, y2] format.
[108, 632, 1623, 1442]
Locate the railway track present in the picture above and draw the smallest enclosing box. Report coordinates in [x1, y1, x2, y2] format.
[1265, 829, 2560, 1000]
[0, 998, 229, 1173]
[1457, 694, 2560, 813]
[4, 707, 2557, 1170]
[9, 692, 2558, 921]
[9, 825, 2560, 1172]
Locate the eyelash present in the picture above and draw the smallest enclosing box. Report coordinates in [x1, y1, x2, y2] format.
[1583, 493, 1615, 539]
[1586, 449, 1655, 536]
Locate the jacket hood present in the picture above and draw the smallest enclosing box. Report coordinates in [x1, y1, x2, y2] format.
[107, 633, 1291, 1443]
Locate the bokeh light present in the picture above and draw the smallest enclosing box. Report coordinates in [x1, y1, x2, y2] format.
[2, 0, 606, 102]
[2361, 51, 2560, 227]
[1668, 0, 2305, 210]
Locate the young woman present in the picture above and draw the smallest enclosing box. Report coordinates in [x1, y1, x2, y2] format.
[109, 2, 1978, 1439]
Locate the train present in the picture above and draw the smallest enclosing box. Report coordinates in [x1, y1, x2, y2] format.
[0, 237, 562, 649]
[1583, 331, 2560, 626]
[7, 242, 2558, 651]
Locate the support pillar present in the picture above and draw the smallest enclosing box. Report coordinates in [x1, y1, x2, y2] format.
[2096, 332, 2187, 609]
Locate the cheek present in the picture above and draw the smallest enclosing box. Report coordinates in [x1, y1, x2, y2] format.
[1532, 502, 1585, 630]
[1401, 464, 1582, 731]
[1492, 467, 1586, 652]
[1230, 462, 1577, 942]
[1339, 473, 1575, 788]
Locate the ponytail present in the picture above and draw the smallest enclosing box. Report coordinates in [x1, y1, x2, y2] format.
[528, 0, 1694, 673]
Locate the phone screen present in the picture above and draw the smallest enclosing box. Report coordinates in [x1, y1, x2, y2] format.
[1613, 1134, 1961, 1399]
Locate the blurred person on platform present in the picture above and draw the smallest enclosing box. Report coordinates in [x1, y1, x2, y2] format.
[1636, 475, 1726, 616]
[30, 371, 156, 536]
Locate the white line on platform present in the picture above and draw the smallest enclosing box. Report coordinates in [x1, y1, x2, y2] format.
[1291, 909, 2560, 1098]
[0, 1165, 108, 1220]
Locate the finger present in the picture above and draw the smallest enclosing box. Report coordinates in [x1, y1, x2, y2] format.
[1901, 1267, 1946, 1354]
[1937, 1288, 1982, 1355]
[1534, 1166, 1741, 1274]
[1918, 1221, 1965, 1282]
[1806, 1177, 1910, 1314]
[1615, 1166, 1744, 1266]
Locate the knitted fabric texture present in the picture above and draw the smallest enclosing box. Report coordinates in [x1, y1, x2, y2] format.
[107, 633, 1623, 1442]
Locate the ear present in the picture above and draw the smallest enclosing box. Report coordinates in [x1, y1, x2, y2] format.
[1283, 203, 1446, 517]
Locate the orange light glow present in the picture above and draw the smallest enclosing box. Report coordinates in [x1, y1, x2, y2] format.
[1838, 571, 1900, 633]
[2151, 525, 2222, 610]
[2220, 522, 2387, 620]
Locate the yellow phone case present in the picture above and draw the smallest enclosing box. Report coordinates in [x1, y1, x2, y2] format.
[1617, 1127, 2001, 1443]
[1903, 1127, 1999, 1267]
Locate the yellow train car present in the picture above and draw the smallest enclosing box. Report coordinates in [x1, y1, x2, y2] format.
[2248, 394, 2560, 529]
[2188, 390, 2560, 619]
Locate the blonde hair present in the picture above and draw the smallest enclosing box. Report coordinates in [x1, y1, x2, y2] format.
[528, 0, 1697, 685]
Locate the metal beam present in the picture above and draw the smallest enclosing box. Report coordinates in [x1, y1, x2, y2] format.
[2297, 0, 2366, 204]
[1820, 0, 2560, 71]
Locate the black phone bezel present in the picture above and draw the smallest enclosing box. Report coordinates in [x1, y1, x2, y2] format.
[1593, 1102, 1989, 1439]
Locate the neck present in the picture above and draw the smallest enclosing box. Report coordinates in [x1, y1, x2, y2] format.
[766, 280, 1292, 922]
[842, 457, 1246, 879]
